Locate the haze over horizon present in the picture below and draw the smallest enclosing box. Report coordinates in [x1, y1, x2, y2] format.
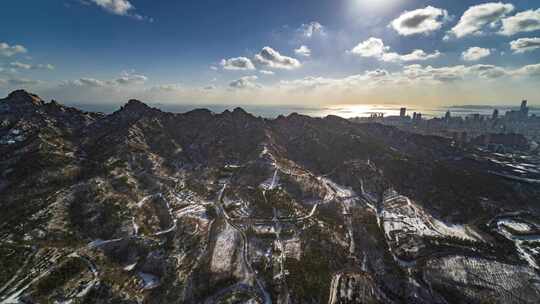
[1, 0, 539, 107]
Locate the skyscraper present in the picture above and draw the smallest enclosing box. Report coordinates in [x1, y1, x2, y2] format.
[521, 100, 527, 111]
[520, 100, 529, 119]
[492, 109, 499, 120]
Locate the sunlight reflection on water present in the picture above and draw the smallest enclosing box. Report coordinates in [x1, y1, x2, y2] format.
[74, 102, 540, 119]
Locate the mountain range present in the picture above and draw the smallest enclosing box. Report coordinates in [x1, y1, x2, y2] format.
[0, 90, 539, 304]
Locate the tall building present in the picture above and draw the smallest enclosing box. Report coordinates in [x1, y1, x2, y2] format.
[400, 107, 406, 118]
[521, 99, 527, 110]
[492, 109, 499, 120]
[505, 99, 530, 121]
[520, 100, 529, 118]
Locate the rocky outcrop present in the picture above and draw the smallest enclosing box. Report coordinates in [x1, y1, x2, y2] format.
[3, 89, 44, 106]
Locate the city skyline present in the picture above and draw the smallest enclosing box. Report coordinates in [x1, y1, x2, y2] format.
[1, 0, 540, 107]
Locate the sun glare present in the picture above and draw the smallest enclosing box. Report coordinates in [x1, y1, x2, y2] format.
[350, 0, 402, 13]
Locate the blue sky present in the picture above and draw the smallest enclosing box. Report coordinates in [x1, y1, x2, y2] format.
[0, 0, 539, 106]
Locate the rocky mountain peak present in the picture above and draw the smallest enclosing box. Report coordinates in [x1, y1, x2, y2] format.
[232, 107, 248, 115]
[4, 89, 44, 107]
[185, 108, 213, 119]
[112, 99, 154, 119]
[124, 99, 150, 111]
[229, 107, 253, 121]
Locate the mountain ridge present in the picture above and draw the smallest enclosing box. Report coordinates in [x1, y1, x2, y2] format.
[0, 90, 539, 304]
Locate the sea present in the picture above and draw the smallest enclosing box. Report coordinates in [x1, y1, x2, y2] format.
[73, 103, 540, 119]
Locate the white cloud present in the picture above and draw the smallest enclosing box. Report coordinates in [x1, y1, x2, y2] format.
[76, 78, 108, 87]
[35, 63, 55, 70]
[253, 47, 301, 70]
[500, 9, 540, 36]
[403, 64, 468, 82]
[280, 63, 536, 92]
[220, 57, 256, 70]
[259, 70, 275, 75]
[6, 77, 40, 86]
[0, 42, 27, 57]
[229, 76, 259, 89]
[462, 47, 491, 61]
[448, 2, 514, 38]
[89, 0, 132, 14]
[295, 45, 311, 57]
[390, 6, 449, 36]
[510, 37, 540, 53]
[9, 61, 31, 70]
[88, 0, 149, 21]
[468, 64, 507, 78]
[149, 84, 182, 92]
[402, 64, 513, 82]
[40, 62, 540, 106]
[350, 37, 388, 57]
[277, 69, 405, 94]
[274, 64, 540, 95]
[115, 71, 147, 85]
[365, 69, 389, 79]
[298, 22, 325, 38]
[9, 61, 55, 70]
[63, 71, 147, 88]
[512, 63, 540, 77]
[350, 37, 441, 62]
[382, 49, 442, 62]
[404, 62, 540, 81]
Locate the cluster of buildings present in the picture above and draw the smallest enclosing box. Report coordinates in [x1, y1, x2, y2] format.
[352, 100, 540, 154]
[504, 100, 530, 121]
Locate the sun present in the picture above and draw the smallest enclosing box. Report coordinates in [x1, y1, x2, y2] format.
[350, 0, 402, 13]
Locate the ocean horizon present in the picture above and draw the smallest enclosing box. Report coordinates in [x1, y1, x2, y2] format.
[71, 102, 540, 119]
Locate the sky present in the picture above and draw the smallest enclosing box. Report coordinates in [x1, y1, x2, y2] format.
[0, 0, 539, 108]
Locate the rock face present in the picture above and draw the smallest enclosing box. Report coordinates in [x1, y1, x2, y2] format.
[0, 90, 540, 304]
